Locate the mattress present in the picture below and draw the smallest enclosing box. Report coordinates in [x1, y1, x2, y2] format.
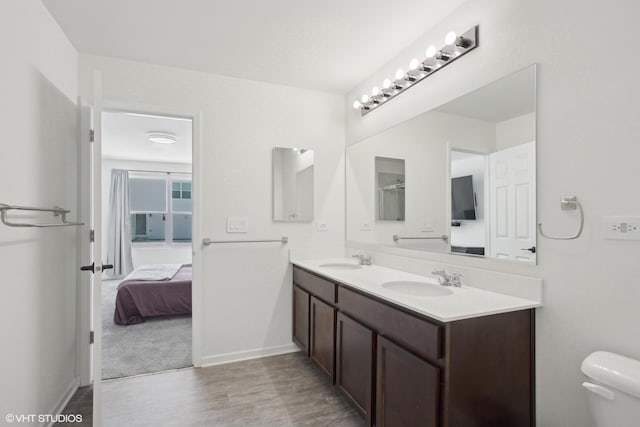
[114, 264, 192, 325]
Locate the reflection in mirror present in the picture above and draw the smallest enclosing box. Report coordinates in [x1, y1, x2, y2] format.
[346, 65, 536, 263]
[450, 151, 485, 255]
[376, 157, 405, 221]
[273, 147, 314, 222]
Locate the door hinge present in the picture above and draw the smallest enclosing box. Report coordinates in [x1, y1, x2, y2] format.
[89, 331, 94, 344]
[89, 229, 95, 243]
[89, 129, 95, 142]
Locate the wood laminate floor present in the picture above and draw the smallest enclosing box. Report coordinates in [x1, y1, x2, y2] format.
[61, 352, 364, 427]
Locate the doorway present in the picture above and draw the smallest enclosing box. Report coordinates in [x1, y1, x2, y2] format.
[99, 110, 194, 379]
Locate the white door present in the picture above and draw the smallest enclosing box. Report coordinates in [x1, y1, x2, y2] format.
[489, 141, 536, 262]
[78, 71, 105, 426]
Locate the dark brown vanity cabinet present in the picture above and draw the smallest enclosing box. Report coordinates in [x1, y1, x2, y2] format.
[292, 285, 310, 355]
[293, 267, 337, 381]
[377, 336, 440, 427]
[310, 296, 335, 379]
[336, 312, 375, 424]
[292, 266, 534, 427]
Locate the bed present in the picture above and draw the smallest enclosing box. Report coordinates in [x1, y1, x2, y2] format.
[114, 264, 192, 325]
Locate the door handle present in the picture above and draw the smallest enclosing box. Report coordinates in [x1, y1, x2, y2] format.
[521, 246, 536, 254]
[80, 262, 95, 273]
[80, 262, 114, 274]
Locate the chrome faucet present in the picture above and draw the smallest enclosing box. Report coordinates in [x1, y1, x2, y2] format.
[432, 269, 464, 287]
[352, 253, 372, 265]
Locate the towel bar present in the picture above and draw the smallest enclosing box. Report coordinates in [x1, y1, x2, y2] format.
[202, 237, 288, 246]
[0, 204, 84, 228]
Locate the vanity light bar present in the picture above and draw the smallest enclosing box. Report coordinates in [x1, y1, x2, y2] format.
[353, 25, 479, 116]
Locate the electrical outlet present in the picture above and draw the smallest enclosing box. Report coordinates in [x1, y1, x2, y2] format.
[227, 217, 248, 233]
[316, 222, 329, 232]
[603, 216, 640, 240]
[360, 222, 372, 231]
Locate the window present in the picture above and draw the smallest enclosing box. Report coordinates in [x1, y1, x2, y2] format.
[172, 181, 191, 199]
[129, 172, 192, 243]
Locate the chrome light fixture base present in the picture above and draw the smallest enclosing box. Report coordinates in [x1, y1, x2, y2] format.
[356, 25, 479, 116]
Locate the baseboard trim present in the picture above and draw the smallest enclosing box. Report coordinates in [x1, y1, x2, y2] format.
[45, 376, 79, 427]
[201, 343, 300, 367]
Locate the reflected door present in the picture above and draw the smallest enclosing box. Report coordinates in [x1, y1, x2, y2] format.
[489, 141, 536, 262]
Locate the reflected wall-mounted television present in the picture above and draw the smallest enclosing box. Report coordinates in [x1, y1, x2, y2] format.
[451, 175, 476, 220]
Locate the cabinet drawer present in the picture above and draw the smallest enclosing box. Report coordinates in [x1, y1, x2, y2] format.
[293, 267, 337, 304]
[338, 286, 442, 361]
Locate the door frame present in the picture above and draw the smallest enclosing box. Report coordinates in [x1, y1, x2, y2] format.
[77, 100, 205, 386]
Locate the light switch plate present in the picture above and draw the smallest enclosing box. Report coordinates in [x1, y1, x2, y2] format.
[603, 216, 640, 240]
[421, 219, 435, 232]
[227, 217, 248, 233]
[316, 222, 329, 232]
[360, 222, 372, 231]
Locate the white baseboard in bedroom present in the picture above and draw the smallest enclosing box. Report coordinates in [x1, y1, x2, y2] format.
[201, 343, 300, 367]
[45, 376, 79, 427]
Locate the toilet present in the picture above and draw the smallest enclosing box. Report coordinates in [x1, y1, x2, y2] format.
[582, 351, 640, 427]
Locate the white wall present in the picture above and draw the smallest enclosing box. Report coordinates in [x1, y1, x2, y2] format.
[80, 54, 345, 364]
[101, 159, 192, 270]
[496, 112, 535, 150]
[345, 0, 640, 426]
[0, 0, 79, 423]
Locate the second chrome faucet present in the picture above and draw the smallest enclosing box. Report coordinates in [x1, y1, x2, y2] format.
[352, 253, 372, 265]
[432, 269, 463, 287]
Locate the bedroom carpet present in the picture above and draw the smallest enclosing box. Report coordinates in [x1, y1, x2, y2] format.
[102, 279, 192, 380]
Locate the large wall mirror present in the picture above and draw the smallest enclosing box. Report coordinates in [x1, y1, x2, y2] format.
[346, 65, 537, 263]
[273, 147, 314, 222]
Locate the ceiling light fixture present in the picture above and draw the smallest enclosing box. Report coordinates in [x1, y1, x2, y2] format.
[353, 25, 479, 116]
[147, 132, 177, 144]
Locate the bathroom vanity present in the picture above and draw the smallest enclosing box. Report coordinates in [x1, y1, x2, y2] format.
[291, 260, 539, 427]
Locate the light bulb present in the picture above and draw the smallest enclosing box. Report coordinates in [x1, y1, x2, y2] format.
[371, 86, 380, 96]
[361, 94, 369, 103]
[425, 45, 437, 58]
[395, 68, 405, 80]
[353, 100, 361, 110]
[409, 58, 420, 71]
[382, 78, 391, 89]
[445, 31, 457, 46]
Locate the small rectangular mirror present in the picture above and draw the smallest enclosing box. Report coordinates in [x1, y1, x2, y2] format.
[273, 147, 314, 222]
[375, 156, 405, 221]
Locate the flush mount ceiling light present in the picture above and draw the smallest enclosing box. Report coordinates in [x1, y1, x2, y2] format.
[353, 25, 479, 116]
[147, 132, 177, 144]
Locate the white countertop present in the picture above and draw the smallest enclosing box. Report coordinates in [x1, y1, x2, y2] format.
[291, 258, 542, 323]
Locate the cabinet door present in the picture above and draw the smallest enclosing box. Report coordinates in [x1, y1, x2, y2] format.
[310, 296, 335, 380]
[336, 312, 375, 425]
[293, 285, 310, 355]
[377, 337, 440, 427]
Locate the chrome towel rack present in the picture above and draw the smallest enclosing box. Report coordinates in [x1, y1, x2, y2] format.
[0, 204, 84, 228]
[538, 195, 584, 240]
[202, 236, 288, 246]
[393, 234, 449, 243]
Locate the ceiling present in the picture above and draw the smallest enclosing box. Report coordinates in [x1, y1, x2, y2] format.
[436, 66, 536, 123]
[102, 111, 192, 164]
[42, 0, 466, 93]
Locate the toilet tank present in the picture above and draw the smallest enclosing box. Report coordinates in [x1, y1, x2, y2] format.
[581, 351, 640, 427]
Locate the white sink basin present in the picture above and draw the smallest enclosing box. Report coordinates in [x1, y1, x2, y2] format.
[382, 281, 453, 297]
[319, 263, 363, 270]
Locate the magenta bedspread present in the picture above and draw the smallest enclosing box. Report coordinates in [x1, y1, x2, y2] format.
[114, 264, 192, 325]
